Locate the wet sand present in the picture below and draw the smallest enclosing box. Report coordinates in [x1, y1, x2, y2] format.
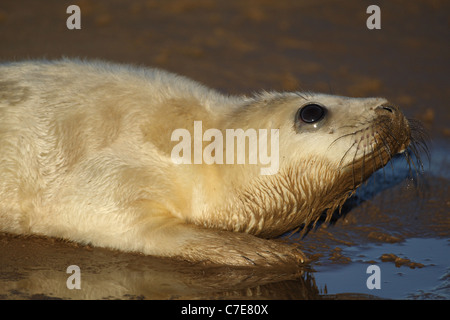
[0, 0, 449, 300]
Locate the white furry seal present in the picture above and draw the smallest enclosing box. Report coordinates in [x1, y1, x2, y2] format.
[0, 59, 426, 266]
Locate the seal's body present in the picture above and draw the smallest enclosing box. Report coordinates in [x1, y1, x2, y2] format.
[0, 59, 415, 265]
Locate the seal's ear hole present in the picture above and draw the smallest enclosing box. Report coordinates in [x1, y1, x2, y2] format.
[297, 103, 326, 124]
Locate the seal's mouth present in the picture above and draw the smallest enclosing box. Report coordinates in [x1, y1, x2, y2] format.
[332, 112, 429, 190]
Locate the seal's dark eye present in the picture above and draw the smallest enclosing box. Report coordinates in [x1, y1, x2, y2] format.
[298, 103, 326, 123]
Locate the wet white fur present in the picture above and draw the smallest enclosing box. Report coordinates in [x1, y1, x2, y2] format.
[0, 59, 388, 265]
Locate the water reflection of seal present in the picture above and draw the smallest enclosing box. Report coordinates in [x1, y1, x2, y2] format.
[0, 59, 427, 266]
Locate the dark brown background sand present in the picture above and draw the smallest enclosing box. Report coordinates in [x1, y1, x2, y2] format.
[0, 0, 449, 299]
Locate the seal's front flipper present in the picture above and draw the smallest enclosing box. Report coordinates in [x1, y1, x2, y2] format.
[137, 216, 306, 266]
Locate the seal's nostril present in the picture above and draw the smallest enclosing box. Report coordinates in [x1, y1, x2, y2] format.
[375, 104, 397, 116]
[382, 106, 393, 113]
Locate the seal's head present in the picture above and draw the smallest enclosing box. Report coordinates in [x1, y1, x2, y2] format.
[204, 92, 428, 238]
[289, 94, 411, 183]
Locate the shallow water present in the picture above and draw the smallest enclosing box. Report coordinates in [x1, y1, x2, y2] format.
[314, 238, 450, 299]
